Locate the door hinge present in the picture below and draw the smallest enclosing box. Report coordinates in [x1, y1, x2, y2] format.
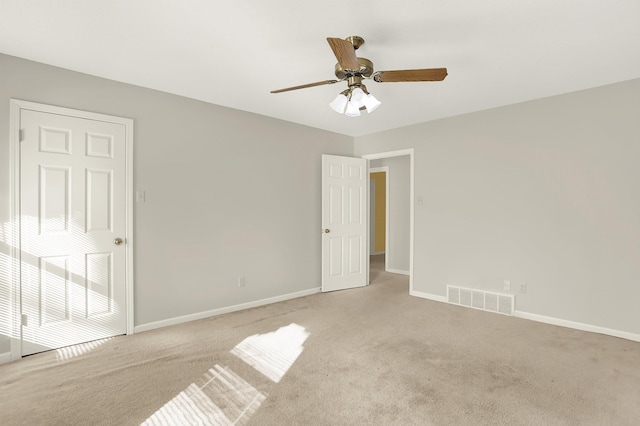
[19, 129, 24, 142]
[21, 314, 28, 327]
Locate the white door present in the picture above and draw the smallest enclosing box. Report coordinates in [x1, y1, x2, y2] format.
[19, 108, 128, 356]
[321, 155, 368, 292]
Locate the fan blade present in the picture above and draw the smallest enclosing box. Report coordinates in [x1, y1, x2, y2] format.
[373, 68, 448, 83]
[327, 37, 360, 71]
[271, 80, 339, 93]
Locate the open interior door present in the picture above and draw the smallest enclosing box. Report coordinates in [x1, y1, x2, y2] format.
[321, 155, 368, 292]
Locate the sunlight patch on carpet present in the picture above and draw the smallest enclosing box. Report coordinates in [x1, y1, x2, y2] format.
[231, 323, 309, 383]
[141, 364, 265, 426]
[56, 337, 113, 362]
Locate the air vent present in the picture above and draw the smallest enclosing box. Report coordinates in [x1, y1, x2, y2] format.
[446, 285, 514, 316]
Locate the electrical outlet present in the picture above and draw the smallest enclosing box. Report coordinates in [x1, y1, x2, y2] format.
[503, 280, 511, 291]
[520, 283, 527, 294]
[238, 277, 246, 287]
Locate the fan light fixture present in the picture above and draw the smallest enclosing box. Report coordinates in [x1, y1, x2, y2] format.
[330, 84, 381, 117]
[270, 36, 447, 118]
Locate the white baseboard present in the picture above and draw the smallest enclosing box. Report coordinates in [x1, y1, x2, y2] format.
[410, 290, 447, 303]
[0, 352, 12, 365]
[387, 268, 410, 276]
[409, 289, 639, 342]
[514, 310, 640, 342]
[134, 287, 322, 334]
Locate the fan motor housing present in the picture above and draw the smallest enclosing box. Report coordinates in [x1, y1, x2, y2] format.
[334, 57, 374, 79]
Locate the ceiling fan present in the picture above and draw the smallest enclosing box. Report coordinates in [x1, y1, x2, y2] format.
[271, 36, 448, 117]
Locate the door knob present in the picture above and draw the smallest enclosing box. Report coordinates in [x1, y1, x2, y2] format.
[114, 238, 124, 245]
[324, 229, 331, 233]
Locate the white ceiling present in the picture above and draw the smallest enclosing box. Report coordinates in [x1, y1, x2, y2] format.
[1, 1, 639, 137]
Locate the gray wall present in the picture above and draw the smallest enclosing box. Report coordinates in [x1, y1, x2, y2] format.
[1, 52, 638, 356]
[356, 79, 640, 335]
[0, 53, 353, 354]
[370, 156, 411, 272]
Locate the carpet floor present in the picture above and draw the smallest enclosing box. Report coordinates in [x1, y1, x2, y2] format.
[1, 255, 639, 425]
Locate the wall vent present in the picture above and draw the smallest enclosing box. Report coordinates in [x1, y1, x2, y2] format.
[446, 285, 514, 316]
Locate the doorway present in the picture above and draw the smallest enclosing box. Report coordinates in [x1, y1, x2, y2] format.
[9, 100, 135, 360]
[363, 149, 414, 291]
[369, 167, 388, 282]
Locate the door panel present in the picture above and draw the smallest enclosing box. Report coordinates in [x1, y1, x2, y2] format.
[20, 109, 127, 355]
[322, 155, 367, 292]
[86, 252, 113, 317]
[86, 169, 112, 232]
[40, 166, 70, 233]
[40, 255, 71, 324]
[348, 236, 362, 274]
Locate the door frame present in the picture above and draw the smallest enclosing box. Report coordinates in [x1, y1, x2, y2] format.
[8, 99, 135, 361]
[362, 149, 414, 292]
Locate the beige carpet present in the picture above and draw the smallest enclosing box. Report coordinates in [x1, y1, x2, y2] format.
[1, 255, 639, 425]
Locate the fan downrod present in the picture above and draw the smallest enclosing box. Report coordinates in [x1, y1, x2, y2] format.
[346, 36, 365, 50]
